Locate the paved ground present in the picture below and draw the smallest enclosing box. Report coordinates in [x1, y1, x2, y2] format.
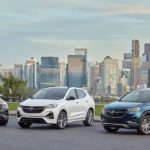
[0, 116, 150, 150]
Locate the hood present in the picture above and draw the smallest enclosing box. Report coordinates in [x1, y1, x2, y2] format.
[0, 98, 7, 105]
[104, 101, 143, 110]
[20, 98, 63, 107]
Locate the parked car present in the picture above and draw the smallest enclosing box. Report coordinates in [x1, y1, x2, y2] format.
[0, 95, 9, 126]
[17, 87, 95, 129]
[101, 88, 150, 135]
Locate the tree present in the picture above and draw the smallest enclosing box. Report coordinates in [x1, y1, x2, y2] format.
[0, 74, 27, 95]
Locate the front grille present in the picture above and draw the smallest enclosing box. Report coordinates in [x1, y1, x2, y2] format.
[22, 106, 45, 113]
[20, 117, 46, 124]
[105, 109, 127, 118]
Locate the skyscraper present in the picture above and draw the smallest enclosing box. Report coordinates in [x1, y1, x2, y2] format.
[39, 57, 60, 88]
[14, 64, 24, 80]
[67, 48, 87, 87]
[144, 43, 150, 61]
[121, 53, 132, 93]
[100, 56, 119, 95]
[24, 57, 37, 88]
[59, 61, 66, 86]
[131, 40, 140, 89]
[89, 63, 101, 96]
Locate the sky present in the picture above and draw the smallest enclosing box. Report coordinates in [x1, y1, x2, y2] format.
[1, 0, 150, 65]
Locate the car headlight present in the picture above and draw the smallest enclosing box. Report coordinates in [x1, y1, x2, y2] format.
[127, 107, 141, 112]
[18, 104, 22, 109]
[47, 104, 58, 108]
[101, 107, 105, 115]
[1, 103, 8, 110]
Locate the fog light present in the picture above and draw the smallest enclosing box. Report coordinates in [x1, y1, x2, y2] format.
[17, 111, 21, 118]
[46, 112, 54, 119]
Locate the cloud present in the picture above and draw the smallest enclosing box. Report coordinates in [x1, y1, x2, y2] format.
[104, 4, 150, 16]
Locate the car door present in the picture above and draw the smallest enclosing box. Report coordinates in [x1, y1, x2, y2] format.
[66, 89, 81, 121]
[75, 89, 88, 119]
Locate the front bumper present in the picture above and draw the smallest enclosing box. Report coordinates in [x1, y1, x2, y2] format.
[17, 107, 59, 124]
[101, 113, 140, 129]
[0, 109, 9, 121]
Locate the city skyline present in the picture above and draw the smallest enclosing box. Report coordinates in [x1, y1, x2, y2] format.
[1, 0, 150, 64]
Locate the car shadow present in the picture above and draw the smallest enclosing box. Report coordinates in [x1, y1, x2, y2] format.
[99, 129, 141, 136]
[16, 122, 86, 130]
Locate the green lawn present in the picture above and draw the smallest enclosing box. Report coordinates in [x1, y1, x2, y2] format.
[7, 102, 104, 116]
[95, 105, 103, 116]
[7, 102, 19, 111]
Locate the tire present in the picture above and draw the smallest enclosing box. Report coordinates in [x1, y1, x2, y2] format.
[0, 119, 8, 126]
[18, 122, 32, 128]
[103, 125, 119, 133]
[137, 115, 150, 135]
[55, 111, 67, 129]
[83, 109, 94, 126]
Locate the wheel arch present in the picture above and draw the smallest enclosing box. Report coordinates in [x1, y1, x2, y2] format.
[60, 109, 68, 116]
[88, 107, 95, 113]
[140, 111, 150, 120]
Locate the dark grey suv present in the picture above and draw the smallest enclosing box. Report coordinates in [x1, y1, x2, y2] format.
[0, 96, 9, 125]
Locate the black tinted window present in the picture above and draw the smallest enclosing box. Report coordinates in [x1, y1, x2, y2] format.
[31, 88, 67, 100]
[76, 89, 86, 99]
[121, 90, 150, 102]
[67, 89, 76, 99]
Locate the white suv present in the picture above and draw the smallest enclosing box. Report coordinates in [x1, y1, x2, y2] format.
[17, 87, 95, 129]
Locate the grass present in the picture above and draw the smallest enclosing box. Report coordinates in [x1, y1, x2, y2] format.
[7, 102, 19, 111]
[95, 105, 103, 116]
[7, 102, 104, 116]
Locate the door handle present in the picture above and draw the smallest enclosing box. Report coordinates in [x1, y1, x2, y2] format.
[76, 101, 79, 104]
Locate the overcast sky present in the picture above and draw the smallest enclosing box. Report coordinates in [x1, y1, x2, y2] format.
[0, 0, 150, 65]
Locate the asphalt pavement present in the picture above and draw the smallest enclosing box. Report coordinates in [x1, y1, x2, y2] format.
[0, 116, 150, 150]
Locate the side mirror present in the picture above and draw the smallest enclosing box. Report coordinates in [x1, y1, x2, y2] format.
[67, 96, 75, 100]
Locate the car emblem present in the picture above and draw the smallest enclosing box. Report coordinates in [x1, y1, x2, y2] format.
[110, 110, 115, 114]
[29, 107, 33, 111]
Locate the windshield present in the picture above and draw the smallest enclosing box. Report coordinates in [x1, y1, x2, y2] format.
[120, 90, 150, 103]
[31, 88, 68, 100]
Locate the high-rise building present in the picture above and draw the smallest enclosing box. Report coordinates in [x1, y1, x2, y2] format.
[90, 63, 100, 88]
[41, 57, 59, 68]
[131, 40, 140, 89]
[144, 43, 150, 61]
[120, 53, 132, 93]
[24, 57, 37, 89]
[100, 56, 119, 95]
[59, 61, 66, 86]
[67, 48, 87, 87]
[122, 53, 132, 69]
[39, 57, 60, 88]
[139, 43, 150, 87]
[1, 65, 14, 78]
[36, 62, 40, 89]
[89, 63, 102, 96]
[14, 64, 24, 80]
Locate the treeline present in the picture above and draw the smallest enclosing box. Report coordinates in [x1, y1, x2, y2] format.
[0, 74, 36, 101]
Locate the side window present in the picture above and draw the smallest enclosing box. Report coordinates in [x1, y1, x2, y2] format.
[76, 89, 86, 99]
[67, 89, 76, 100]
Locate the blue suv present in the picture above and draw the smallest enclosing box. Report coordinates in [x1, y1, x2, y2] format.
[101, 88, 150, 135]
